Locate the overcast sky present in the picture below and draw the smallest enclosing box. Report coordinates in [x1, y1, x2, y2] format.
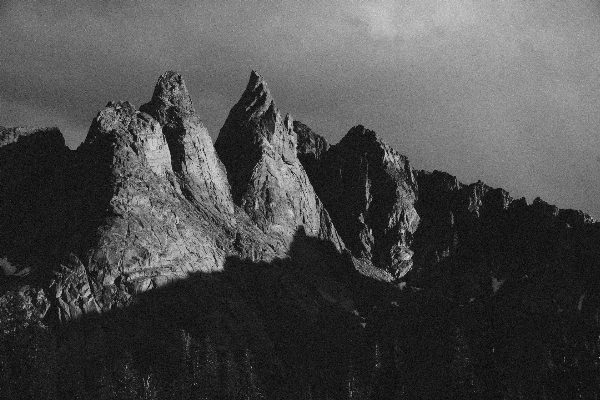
[2, 0, 600, 217]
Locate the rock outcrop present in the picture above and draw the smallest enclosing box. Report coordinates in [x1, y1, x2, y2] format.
[300, 125, 420, 278]
[5, 69, 600, 399]
[215, 71, 343, 248]
[80, 101, 174, 179]
[294, 120, 329, 179]
[48, 100, 235, 316]
[140, 71, 234, 214]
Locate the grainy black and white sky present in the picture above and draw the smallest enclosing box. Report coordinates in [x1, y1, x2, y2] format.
[2, 1, 600, 217]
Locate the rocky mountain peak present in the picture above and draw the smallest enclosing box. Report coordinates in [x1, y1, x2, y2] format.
[241, 70, 274, 118]
[140, 72, 234, 214]
[80, 100, 173, 179]
[140, 71, 195, 125]
[299, 123, 419, 278]
[215, 72, 343, 246]
[216, 71, 289, 200]
[337, 125, 405, 166]
[6, 70, 600, 399]
[340, 124, 378, 143]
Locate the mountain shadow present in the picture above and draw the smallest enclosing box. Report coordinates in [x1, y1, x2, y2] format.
[6, 222, 600, 400]
[0, 229, 398, 400]
[0, 127, 121, 292]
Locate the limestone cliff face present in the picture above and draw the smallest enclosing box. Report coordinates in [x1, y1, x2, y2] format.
[140, 71, 234, 214]
[215, 71, 343, 248]
[298, 124, 420, 278]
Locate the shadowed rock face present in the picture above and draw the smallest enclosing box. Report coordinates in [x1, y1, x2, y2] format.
[140, 71, 234, 214]
[215, 71, 344, 247]
[294, 120, 330, 179]
[298, 124, 419, 278]
[0, 127, 70, 268]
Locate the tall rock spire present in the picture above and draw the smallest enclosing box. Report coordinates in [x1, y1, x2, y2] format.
[140, 71, 234, 214]
[215, 71, 343, 247]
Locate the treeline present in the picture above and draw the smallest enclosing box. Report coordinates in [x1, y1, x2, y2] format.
[0, 289, 265, 399]
[4, 275, 600, 399]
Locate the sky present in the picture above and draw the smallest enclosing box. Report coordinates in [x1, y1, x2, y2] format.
[2, 0, 600, 217]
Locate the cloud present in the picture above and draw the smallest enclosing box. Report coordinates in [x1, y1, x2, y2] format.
[1, 0, 600, 217]
[355, 2, 399, 38]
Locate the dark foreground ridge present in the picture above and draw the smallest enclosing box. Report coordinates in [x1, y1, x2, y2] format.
[1, 71, 600, 399]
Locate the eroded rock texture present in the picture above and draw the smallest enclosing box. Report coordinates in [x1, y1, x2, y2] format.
[215, 71, 343, 248]
[5, 70, 600, 399]
[45, 101, 232, 318]
[294, 120, 329, 179]
[8, 72, 350, 322]
[300, 124, 419, 278]
[140, 71, 234, 214]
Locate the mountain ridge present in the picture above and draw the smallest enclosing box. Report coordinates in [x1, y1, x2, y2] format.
[2, 70, 600, 399]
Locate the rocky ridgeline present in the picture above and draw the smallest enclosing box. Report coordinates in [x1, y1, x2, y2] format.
[294, 124, 420, 279]
[0, 72, 360, 323]
[6, 71, 600, 399]
[294, 120, 329, 179]
[1, 70, 599, 324]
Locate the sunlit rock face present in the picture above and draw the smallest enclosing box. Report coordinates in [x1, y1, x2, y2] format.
[215, 71, 343, 248]
[140, 71, 234, 214]
[51, 99, 234, 319]
[81, 101, 174, 179]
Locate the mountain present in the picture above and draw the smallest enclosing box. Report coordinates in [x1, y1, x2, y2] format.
[140, 71, 234, 215]
[1, 71, 600, 399]
[296, 124, 420, 279]
[215, 71, 343, 247]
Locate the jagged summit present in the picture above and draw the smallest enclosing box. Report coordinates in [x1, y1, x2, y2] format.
[141, 72, 234, 214]
[215, 71, 296, 197]
[140, 71, 196, 125]
[215, 71, 343, 246]
[79, 100, 174, 180]
[294, 120, 329, 160]
[338, 125, 400, 158]
[295, 123, 419, 278]
[239, 70, 274, 118]
[339, 124, 379, 144]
